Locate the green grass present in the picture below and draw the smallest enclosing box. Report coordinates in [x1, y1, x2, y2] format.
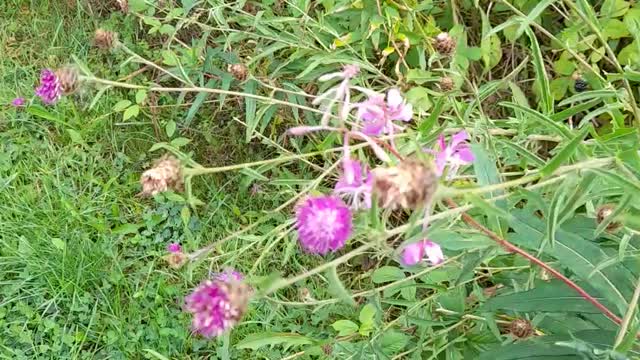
[2, 0, 640, 359]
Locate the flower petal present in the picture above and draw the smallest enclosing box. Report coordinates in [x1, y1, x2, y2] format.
[423, 240, 444, 265]
[394, 102, 413, 122]
[386, 88, 403, 108]
[401, 242, 424, 266]
[450, 130, 469, 148]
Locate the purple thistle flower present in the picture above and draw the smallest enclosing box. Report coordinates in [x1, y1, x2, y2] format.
[357, 89, 413, 136]
[334, 159, 373, 210]
[11, 97, 25, 107]
[167, 243, 182, 253]
[401, 239, 444, 266]
[35, 69, 62, 105]
[295, 196, 353, 255]
[434, 131, 475, 178]
[184, 278, 250, 338]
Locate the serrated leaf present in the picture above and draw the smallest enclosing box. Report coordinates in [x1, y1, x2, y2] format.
[371, 266, 405, 283]
[236, 332, 313, 350]
[331, 320, 358, 336]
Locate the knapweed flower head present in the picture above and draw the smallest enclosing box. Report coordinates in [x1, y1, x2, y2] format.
[357, 89, 413, 136]
[35, 69, 62, 105]
[433, 131, 475, 178]
[94, 29, 118, 50]
[372, 158, 438, 210]
[11, 97, 25, 107]
[313, 64, 360, 124]
[295, 196, 352, 255]
[334, 159, 373, 210]
[184, 276, 251, 338]
[435, 32, 456, 55]
[167, 243, 182, 253]
[140, 155, 183, 196]
[401, 239, 444, 266]
[55, 66, 80, 95]
[214, 269, 244, 283]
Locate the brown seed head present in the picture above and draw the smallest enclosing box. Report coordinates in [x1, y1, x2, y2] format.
[596, 204, 622, 232]
[509, 318, 534, 339]
[228, 63, 248, 81]
[439, 76, 454, 92]
[322, 344, 333, 355]
[372, 158, 438, 210]
[116, 0, 128, 12]
[218, 280, 252, 320]
[94, 29, 118, 50]
[140, 155, 183, 196]
[164, 252, 188, 269]
[435, 32, 456, 55]
[55, 66, 80, 95]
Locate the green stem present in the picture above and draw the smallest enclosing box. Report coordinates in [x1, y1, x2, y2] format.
[614, 276, 640, 347]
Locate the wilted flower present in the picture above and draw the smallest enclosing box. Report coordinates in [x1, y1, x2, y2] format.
[140, 155, 183, 196]
[184, 277, 251, 338]
[433, 131, 475, 178]
[167, 243, 182, 253]
[357, 89, 413, 136]
[334, 159, 372, 210]
[435, 32, 456, 55]
[11, 97, 25, 107]
[509, 318, 534, 339]
[35, 69, 62, 105]
[313, 64, 360, 125]
[401, 239, 444, 266]
[55, 66, 80, 95]
[596, 204, 622, 232]
[372, 158, 438, 210]
[439, 76, 454, 92]
[228, 63, 248, 81]
[295, 196, 352, 255]
[94, 29, 118, 50]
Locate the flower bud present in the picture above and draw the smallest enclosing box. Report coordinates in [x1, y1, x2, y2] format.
[434, 32, 456, 56]
[438, 76, 454, 92]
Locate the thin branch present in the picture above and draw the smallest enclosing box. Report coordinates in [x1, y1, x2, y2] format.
[444, 198, 625, 327]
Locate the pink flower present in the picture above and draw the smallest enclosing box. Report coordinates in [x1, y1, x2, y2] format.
[334, 159, 373, 210]
[11, 97, 25, 107]
[296, 196, 352, 255]
[314, 64, 360, 124]
[400, 240, 444, 266]
[357, 89, 413, 136]
[167, 243, 182, 253]
[35, 69, 62, 105]
[184, 277, 251, 338]
[434, 131, 475, 178]
[214, 269, 244, 283]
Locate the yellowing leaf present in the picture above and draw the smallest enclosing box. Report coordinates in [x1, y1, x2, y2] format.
[331, 33, 352, 48]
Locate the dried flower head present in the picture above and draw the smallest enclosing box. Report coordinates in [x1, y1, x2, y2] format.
[435, 32, 456, 55]
[55, 66, 80, 95]
[372, 158, 438, 210]
[596, 204, 622, 232]
[140, 155, 183, 196]
[184, 278, 251, 337]
[94, 29, 118, 50]
[439, 76, 454, 92]
[509, 318, 534, 339]
[116, 0, 128, 12]
[164, 252, 188, 269]
[35, 69, 62, 105]
[295, 196, 353, 255]
[228, 63, 248, 81]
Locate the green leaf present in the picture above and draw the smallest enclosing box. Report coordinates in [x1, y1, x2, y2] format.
[185, 79, 214, 127]
[379, 330, 409, 355]
[472, 144, 508, 236]
[482, 281, 614, 313]
[66, 129, 84, 144]
[236, 332, 313, 350]
[500, 102, 572, 139]
[244, 79, 258, 142]
[371, 266, 405, 283]
[142, 349, 170, 360]
[165, 120, 176, 137]
[540, 125, 590, 177]
[601, 0, 630, 18]
[331, 320, 359, 336]
[123, 105, 140, 121]
[526, 28, 553, 114]
[549, 78, 569, 101]
[112, 223, 142, 235]
[602, 18, 629, 39]
[326, 266, 355, 306]
[406, 69, 434, 85]
[161, 50, 179, 66]
[553, 52, 576, 76]
[51, 238, 65, 251]
[135, 90, 148, 104]
[113, 100, 132, 112]
[358, 303, 376, 336]
[405, 86, 432, 112]
[170, 137, 191, 148]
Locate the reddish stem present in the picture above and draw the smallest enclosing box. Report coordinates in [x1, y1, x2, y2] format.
[444, 198, 625, 326]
